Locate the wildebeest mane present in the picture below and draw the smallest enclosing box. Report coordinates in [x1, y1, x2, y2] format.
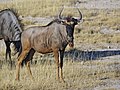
[25, 19, 61, 29]
[42, 19, 61, 27]
[0, 8, 23, 29]
[0, 9, 18, 19]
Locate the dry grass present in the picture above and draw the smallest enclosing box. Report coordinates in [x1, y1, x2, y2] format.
[0, 0, 75, 17]
[0, 56, 120, 90]
[75, 9, 120, 44]
[0, 0, 120, 44]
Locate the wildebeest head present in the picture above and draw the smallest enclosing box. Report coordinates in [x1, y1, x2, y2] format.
[58, 7, 82, 48]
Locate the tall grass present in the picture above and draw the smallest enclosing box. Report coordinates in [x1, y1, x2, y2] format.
[0, 0, 119, 44]
[0, 0, 75, 17]
[0, 57, 120, 90]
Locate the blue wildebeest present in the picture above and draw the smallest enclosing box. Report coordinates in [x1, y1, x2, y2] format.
[0, 9, 22, 68]
[15, 7, 82, 82]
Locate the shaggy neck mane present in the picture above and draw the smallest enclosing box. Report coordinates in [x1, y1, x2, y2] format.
[0, 9, 11, 13]
[0, 8, 23, 29]
[0, 9, 17, 16]
[42, 19, 61, 27]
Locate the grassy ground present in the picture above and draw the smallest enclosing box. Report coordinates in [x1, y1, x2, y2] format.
[0, 56, 120, 90]
[74, 9, 120, 44]
[0, 0, 74, 17]
[0, 0, 120, 44]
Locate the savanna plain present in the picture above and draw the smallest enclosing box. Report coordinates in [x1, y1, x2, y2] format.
[0, 0, 120, 90]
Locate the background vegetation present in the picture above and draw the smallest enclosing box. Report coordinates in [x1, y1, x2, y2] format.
[0, 0, 120, 44]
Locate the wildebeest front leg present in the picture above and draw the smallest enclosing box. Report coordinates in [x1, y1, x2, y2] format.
[5, 41, 12, 68]
[53, 50, 60, 81]
[60, 50, 65, 82]
[15, 50, 29, 80]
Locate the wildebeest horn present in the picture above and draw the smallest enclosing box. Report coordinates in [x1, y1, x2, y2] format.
[76, 7, 82, 22]
[58, 6, 64, 20]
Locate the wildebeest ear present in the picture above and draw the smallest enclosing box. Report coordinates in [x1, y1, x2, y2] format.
[77, 18, 84, 24]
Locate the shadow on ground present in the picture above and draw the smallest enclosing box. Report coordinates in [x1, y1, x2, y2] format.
[1, 49, 120, 69]
[65, 49, 120, 61]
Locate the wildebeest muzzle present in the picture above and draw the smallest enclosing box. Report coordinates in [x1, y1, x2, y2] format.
[67, 36, 74, 48]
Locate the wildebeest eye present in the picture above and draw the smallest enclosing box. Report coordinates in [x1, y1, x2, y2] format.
[64, 21, 73, 25]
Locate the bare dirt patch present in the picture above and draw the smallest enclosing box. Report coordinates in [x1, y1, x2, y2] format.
[78, 0, 120, 9]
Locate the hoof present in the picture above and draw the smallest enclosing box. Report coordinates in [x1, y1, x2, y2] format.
[61, 79, 65, 83]
[15, 78, 19, 81]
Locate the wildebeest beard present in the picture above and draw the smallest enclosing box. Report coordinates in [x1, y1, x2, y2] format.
[66, 24, 74, 48]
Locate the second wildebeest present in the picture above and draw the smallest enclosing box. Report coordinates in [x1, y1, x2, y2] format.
[15, 7, 83, 82]
[0, 9, 22, 68]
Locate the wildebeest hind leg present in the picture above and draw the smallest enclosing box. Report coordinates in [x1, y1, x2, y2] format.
[25, 49, 35, 80]
[15, 49, 30, 80]
[5, 41, 12, 68]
